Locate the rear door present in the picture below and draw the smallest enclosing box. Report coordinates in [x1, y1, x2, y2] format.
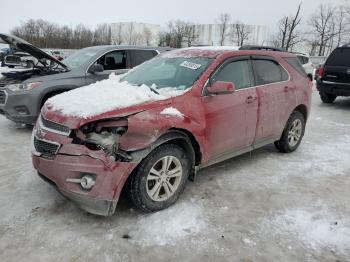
[323, 47, 350, 84]
[252, 56, 296, 144]
[202, 56, 258, 160]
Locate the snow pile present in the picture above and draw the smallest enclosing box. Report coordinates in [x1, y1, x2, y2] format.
[270, 208, 350, 254]
[129, 200, 207, 246]
[47, 74, 185, 118]
[160, 107, 184, 118]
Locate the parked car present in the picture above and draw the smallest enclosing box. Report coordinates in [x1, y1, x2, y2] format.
[4, 52, 38, 68]
[294, 52, 314, 81]
[0, 33, 163, 125]
[316, 45, 350, 103]
[32, 47, 312, 216]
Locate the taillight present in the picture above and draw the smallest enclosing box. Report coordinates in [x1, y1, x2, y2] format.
[319, 65, 325, 78]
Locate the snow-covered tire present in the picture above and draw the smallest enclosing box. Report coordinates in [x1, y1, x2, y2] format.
[128, 143, 190, 212]
[320, 92, 336, 104]
[274, 111, 305, 153]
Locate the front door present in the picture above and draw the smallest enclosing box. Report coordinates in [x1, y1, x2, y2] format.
[202, 57, 258, 160]
[86, 50, 129, 84]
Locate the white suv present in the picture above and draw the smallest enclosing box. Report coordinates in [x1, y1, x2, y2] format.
[294, 53, 314, 81]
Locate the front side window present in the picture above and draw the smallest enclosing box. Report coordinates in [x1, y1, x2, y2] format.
[253, 59, 288, 85]
[96, 50, 127, 70]
[212, 60, 252, 90]
[121, 56, 213, 91]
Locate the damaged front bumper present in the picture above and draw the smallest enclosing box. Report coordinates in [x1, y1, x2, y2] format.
[32, 151, 137, 216]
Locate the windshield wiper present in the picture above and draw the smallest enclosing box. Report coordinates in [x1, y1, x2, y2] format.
[138, 84, 159, 94]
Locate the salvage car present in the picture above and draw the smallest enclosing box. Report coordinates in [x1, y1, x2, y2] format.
[0, 33, 163, 125]
[32, 47, 312, 216]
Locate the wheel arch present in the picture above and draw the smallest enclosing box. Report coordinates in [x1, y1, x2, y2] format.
[39, 86, 75, 110]
[294, 104, 308, 122]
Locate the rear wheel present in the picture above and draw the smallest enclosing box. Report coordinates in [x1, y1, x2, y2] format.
[128, 144, 190, 212]
[320, 92, 336, 104]
[275, 111, 305, 153]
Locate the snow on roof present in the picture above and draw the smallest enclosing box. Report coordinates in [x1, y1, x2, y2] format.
[46, 74, 185, 119]
[187, 46, 240, 51]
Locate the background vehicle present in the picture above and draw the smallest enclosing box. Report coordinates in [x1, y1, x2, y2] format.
[294, 52, 314, 81]
[32, 47, 312, 216]
[4, 52, 38, 68]
[0, 33, 164, 124]
[317, 45, 350, 103]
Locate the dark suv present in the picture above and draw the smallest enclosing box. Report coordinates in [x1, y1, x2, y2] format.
[0, 33, 164, 125]
[317, 46, 350, 103]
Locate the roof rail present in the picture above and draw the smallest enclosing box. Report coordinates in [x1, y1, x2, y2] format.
[239, 45, 287, 52]
[341, 44, 350, 47]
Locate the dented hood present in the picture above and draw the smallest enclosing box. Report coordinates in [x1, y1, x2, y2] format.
[0, 33, 68, 69]
[41, 98, 173, 130]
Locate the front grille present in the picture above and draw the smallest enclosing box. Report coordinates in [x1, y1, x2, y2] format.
[0, 90, 6, 104]
[34, 137, 60, 156]
[41, 115, 70, 134]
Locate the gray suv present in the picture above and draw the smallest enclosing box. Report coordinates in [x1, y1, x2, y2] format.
[0, 34, 165, 125]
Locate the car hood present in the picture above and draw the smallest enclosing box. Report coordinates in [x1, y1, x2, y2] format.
[0, 33, 68, 70]
[41, 98, 173, 129]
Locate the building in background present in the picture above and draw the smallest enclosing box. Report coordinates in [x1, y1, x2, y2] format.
[193, 24, 270, 47]
[110, 22, 160, 47]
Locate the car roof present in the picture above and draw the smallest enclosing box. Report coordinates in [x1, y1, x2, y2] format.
[81, 45, 165, 53]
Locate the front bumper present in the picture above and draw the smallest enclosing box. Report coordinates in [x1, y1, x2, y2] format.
[317, 80, 350, 96]
[32, 152, 137, 216]
[0, 89, 39, 124]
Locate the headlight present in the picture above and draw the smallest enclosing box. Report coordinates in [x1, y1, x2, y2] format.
[7, 82, 42, 92]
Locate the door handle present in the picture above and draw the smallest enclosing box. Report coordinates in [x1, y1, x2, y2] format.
[245, 96, 256, 104]
[284, 86, 295, 92]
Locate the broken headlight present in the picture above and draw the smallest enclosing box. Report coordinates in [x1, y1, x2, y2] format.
[75, 118, 129, 159]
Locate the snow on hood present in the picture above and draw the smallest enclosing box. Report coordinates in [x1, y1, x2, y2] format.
[46, 74, 186, 119]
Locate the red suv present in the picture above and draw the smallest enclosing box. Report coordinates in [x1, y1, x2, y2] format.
[32, 48, 312, 216]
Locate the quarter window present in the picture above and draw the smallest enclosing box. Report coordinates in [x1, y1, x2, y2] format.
[130, 50, 158, 67]
[253, 59, 288, 85]
[213, 60, 252, 90]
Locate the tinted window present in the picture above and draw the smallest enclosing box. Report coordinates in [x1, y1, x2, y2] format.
[131, 50, 158, 67]
[326, 48, 350, 67]
[253, 59, 288, 85]
[284, 57, 307, 77]
[213, 60, 252, 90]
[96, 50, 126, 70]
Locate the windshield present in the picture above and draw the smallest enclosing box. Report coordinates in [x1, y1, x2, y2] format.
[121, 56, 213, 90]
[62, 49, 99, 69]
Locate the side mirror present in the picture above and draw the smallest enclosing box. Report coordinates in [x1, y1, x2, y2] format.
[207, 81, 235, 95]
[88, 64, 104, 74]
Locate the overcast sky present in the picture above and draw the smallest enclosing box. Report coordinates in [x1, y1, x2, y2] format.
[0, 0, 347, 33]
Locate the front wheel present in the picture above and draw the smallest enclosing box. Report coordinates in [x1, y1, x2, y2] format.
[128, 144, 190, 212]
[320, 92, 336, 104]
[275, 111, 305, 153]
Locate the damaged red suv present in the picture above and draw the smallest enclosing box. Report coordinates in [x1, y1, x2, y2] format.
[32, 47, 312, 216]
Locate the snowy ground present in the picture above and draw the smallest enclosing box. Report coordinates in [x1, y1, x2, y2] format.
[1, 88, 350, 261]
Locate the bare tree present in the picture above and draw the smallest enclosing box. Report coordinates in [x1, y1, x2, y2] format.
[183, 24, 198, 47]
[234, 22, 251, 46]
[275, 3, 302, 51]
[217, 13, 231, 46]
[143, 27, 153, 46]
[308, 4, 336, 56]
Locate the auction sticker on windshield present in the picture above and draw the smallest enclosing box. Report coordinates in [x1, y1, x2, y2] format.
[180, 61, 202, 70]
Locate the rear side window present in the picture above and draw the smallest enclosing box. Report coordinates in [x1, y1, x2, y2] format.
[213, 60, 252, 90]
[253, 59, 289, 85]
[284, 57, 307, 77]
[130, 50, 158, 67]
[326, 48, 350, 67]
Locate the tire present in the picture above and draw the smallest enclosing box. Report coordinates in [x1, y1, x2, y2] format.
[128, 143, 190, 212]
[274, 111, 305, 153]
[320, 92, 336, 104]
